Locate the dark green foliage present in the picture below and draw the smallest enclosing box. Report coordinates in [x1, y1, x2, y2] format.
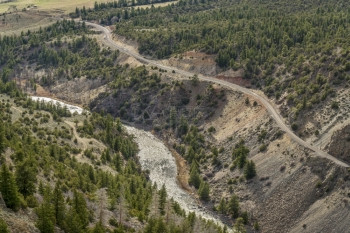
[15, 158, 37, 197]
[228, 195, 240, 219]
[144, 217, 168, 233]
[53, 183, 66, 228]
[72, 190, 89, 229]
[198, 180, 210, 201]
[189, 162, 201, 189]
[158, 184, 167, 215]
[0, 219, 9, 233]
[291, 123, 298, 131]
[0, 164, 20, 211]
[234, 217, 246, 233]
[91, 222, 105, 233]
[0, 124, 5, 154]
[85, 0, 350, 115]
[244, 160, 256, 180]
[232, 141, 250, 169]
[36, 192, 55, 233]
[65, 210, 85, 233]
[217, 198, 227, 214]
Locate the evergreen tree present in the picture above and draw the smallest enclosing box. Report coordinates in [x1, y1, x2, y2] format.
[158, 184, 167, 215]
[232, 141, 250, 169]
[92, 222, 105, 233]
[218, 198, 227, 214]
[65, 209, 84, 233]
[114, 153, 122, 172]
[228, 194, 240, 218]
[169, 107, 177, 129]
[189, 162, 201, 189]
[233, 217, 246, 233]
[72, 190, 89, 229]
[53, 182, 65, 228]
[0, 164, 20, 211]
[244, 160, 256, 180]
[198, 180, 210, 202]
[15, 158, 37, 197]
[36, 193, 55, 233]
[0, 124, 5, 154]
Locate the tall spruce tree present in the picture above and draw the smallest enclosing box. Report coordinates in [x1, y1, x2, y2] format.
[228, 194, 240, 218]
[72, 190, 89, 229]
[53, 182, 65, 228]
[198, 180, 210, 202]
[189, 162, 201, 189]
[0, 164, 20, 211]
[0, 124, 5, 154]
[244, 160, 256, 180]
[36, 192, 55, 233]
[158, 184, 167, 215]
[16, 158, 37, 197]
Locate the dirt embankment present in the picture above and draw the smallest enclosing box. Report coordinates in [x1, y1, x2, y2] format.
[327, 125, 350, 164]
[202, 90, 350, 233]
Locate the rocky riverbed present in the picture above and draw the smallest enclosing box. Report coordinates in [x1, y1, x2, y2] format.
[125, 126, 230, 231]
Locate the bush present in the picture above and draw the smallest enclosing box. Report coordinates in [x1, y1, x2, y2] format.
[259, 144, 267, 152]
[26, 195, 39, 208]
[0, 219, 9, 233]
[331, 101, 339, 109]
[291, 123, 298, 131]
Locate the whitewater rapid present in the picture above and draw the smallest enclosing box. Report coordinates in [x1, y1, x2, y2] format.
[30, 96, 86, 114]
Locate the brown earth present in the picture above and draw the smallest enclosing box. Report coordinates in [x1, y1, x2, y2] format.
[327, 125, 350, 164]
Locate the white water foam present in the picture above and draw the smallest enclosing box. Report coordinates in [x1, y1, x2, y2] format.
[30, 96, 86, 115]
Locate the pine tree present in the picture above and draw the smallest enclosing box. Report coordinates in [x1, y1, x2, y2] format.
[0, 124, 5, 154]
[114, 153, 122, 172]
[244, 160, 256, 180]
[232, 141, 250, 169]
[0, 164, 20, 211]
[169, 107, 177, 129]
[92, 222, 105, 233]
[53, 182, 65, 228]
[72, 190, 89, 229]
[65, 209, 84, 233]
[228, 194, 240, 218]
[218, 198, 227, 214]
[36, 192, 55, 233]
[198, 180, 210, 202]
[233, 217, 246, 233]
[15, 158, 37, 197]
[158, 184, 167, 215]
[189, 162, 201, 189]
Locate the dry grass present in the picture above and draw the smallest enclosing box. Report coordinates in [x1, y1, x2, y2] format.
[0, 0, 116, 14]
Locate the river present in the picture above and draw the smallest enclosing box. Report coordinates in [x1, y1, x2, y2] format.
[30, 96, 230, 231]
[125, 126, 230, 231]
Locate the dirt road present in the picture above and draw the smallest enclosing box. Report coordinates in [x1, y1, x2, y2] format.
[84, 21, 349, 168]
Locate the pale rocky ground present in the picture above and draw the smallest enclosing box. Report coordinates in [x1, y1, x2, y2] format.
[194, 88, 350, 233]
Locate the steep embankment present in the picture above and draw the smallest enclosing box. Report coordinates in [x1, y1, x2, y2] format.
[31, 96, 231, 230]
[84, 21, 349, 168]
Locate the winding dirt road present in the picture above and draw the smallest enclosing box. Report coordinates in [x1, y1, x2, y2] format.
[85, 21, 349, 168]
